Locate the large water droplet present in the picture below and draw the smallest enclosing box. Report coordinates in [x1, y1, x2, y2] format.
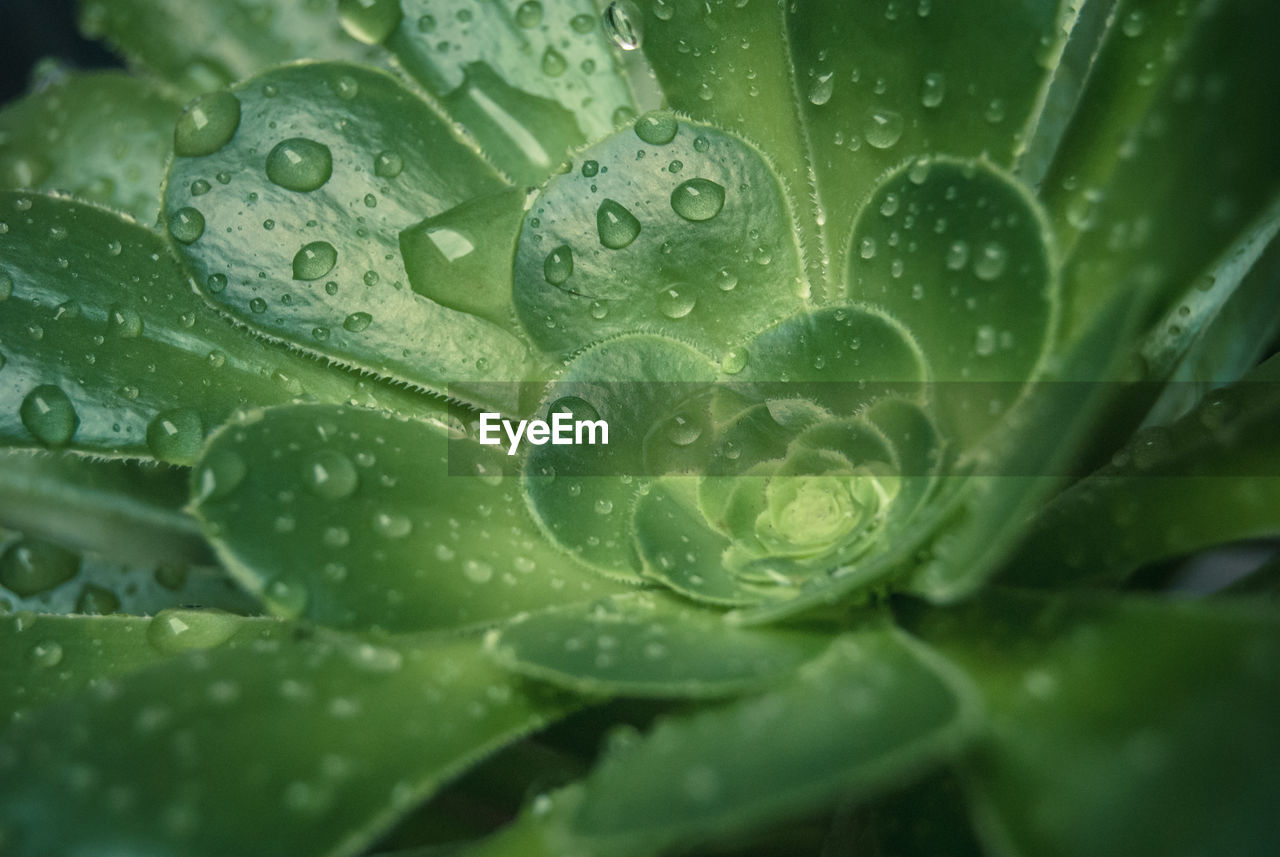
[516, 0, 544, 27]
[146, 408, 204, 465]
[597, 199, 641, 249]
[338, 0, 403, 44]
[168, 207, 205, 244]
[293, 241, 338, 281]
[304, 450, 359, 500]
[665, 412, 703, 446]
[603, 1, 642, 50]
[344, 311, 373, 332]
[671, 178, 725, 222]
[147, 608, 239, 654]
[20, 385, 78, 448]
[174, 90, 241, 157]
[266, 138, 333, 192]
[634, 111, 678, 145]
[107, 304, 143, 339]
[0, 538, 79, 596]
[196, 449, 246, 501]
[657, 285, 696, 319]
[864, 109, 905, 149]
[544, 245, 574, 286]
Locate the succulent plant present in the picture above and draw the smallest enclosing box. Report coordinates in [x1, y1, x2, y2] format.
[1, 0, 1279, 855]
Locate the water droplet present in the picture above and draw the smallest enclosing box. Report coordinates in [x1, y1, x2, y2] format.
[879, 193, 900, 217]
[1122, 9, 1146, 37]
[974, 324, 997, 357]
[945, 240, 969, 270]
[541, 47, 568, 77]
[859, 237, 878, 259]
[864, 109, 904, 149]
[634, 111, 678, 145]
[594, 498, 614, 515]
[571, 12, 596, 33]
[0, 539, 79, 596]
[28, 640, 64, 669]
[190, 179, 211, 196]
[292, 241, 338, 281]
[249, 297, 268, 313]
[665, 412, 703, 446]
[206, 273, 228, 293]
[303, 450, 359, 500]
[597, 199, 641, 249]
[464, 560, 494, 583]
[973, 242, 1008, 281]
[168, 206, 205, 244]
[338, 0, 403, 44]
[670, 178, 725, 222]
[808, 71, 834, 106]
[721, 346, 749, 375]
[174, 90, 241, 157]
[544, 245, 574, 286]
[20, 385, 78, 448]
[106, 304, 143, 338]
[604, 1, 642, 50]
[515, 0, 544, 27]
[332, 75, 360, 100]
[657, 285, 696, 319]
[265, 578, 309, 619]
[146, 408, 204, 465]
[266, 137, 333, 192]
[984, 98, 1006, 124]
[344, 311, 373, 332]
[920, 72, 946, 108]
[374, 150, 404, 178]
[373, 511, 413, 539]
[76, 583, 120, 614]
[581, 160, 600, 178]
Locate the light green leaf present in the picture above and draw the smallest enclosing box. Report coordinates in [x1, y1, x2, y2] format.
[0, 70, 180, 224]
[0, 191, 419, 461]
[0, 626, 575, 857]
[192, 403, 630, 632]
[78, 0, 379, 97]
[485, 591, 829, 697]
[788, 0, 1071, 286]
[1003, 355, 1280, 589]
[163, 62, 535, 407]
[910, 590, 1280, 857]
[385, 0, 638, 184]
[512, 115, 805, 359]
[566, 626, 977, 856]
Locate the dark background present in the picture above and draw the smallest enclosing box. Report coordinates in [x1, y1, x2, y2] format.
[0, 0, 120, 103]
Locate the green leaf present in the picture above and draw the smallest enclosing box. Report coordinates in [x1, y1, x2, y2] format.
[565, 626, 977, 856]
[0, 450, 209, 568]
[163, 62, 535, 407]
[512, 115, 805, 359]
[0, 626, 575, 857]
[192, 403, 630, 632]
[788, 0, 1071, 288]
[0, 611, 283, 716]
[77, 0, 380, 97]
[0, 70, 180, 224]
[1002, 355, 1280, 589]
[1047, 0, 1280, 338]
[385, 0, 638, 184]
[848, 158, 1057, 445]
[909, 590, 1280, 857]
[484, 591, 830, 698]
[0, 191, 418, 461]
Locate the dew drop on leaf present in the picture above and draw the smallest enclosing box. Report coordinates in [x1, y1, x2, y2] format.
[670, 178, 726, 222]
[515, 1, 544, 28]
[27, 640, 64, 669]
[303, 450, 359, 500]
[920, 72, 946, 108]
[374, 150, 404, 178]
[541, 47, 568, 77]
[635, 111, 678, 145]
[597, 199, 641, 249]
[292, 241, 338, 281]
[657, 285, 696, 319]
[544, 245, 574, 285]
[146, 408, 204, 465]
[337, 0, 403, 45]
[168, 206, 205, 244]
[266, 138, 334, 192]
[864, 109, 905, 149]
[808, 71, 835, 106]
[570, 13, 596, 33]
[19, 385, 79, 448]
[0, 538, 79, 596]
[173, 90, 241, 157]
[344, 311, 373, 332]
[604, 1, 642, 50]
[973, 241, 1008, 281]
[146, 608, 239, 654]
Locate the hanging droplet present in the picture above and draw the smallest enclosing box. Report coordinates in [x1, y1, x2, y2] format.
[266, 138, 333, 192]
[292, 241, 338, 281]
[596, 199, 641, 249]
[338, 0, 403, 44]
[670, 178, 726, 222]
[603, 1, 642, 50]
[173, 90, 241, 157]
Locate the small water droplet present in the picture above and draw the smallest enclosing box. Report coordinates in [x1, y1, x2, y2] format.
[721, 346, 749, 374]
[920, 71, 946, 108]
[206, 273, 228, 293]
[332, 75, 360, 100]
[670, 178, 725, 222]
[808, 71, 835, 106]
[20, 385, 78, 448]
[657, 285, 696, 319]
[266, 138, 333, 192]
[249, 297, 268, 313]
[1122, 9, 1147, 37]
[374, 150, 404, 178]
[168, 207, 205, 244]
[515, 0, 544, 28]
[174, 90, 241, 157]
[303, 450, 359, 500]
[570, 13, 596, 33]
[338, 0, 403, 44]
[665, 413, 703, 446]
[292, 241, 338, 281]
[540, 46, 568, 77]
[603, 1, 642, 50]
[373, 511, 413, 539]
[581, 160, 600, 178]
[974, 324, 997, 357]
[344, 311, 372, 332]
[146, 408, 204, 464]
[190, 179, 211, 196]
[544, 245, 574, 286]
[973, 242, 1008, 281]
[0, 271, 12, 301]
[594, 498, 614, 515]
[597, 199, 641, 249]
[590, 300, 609, 319]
